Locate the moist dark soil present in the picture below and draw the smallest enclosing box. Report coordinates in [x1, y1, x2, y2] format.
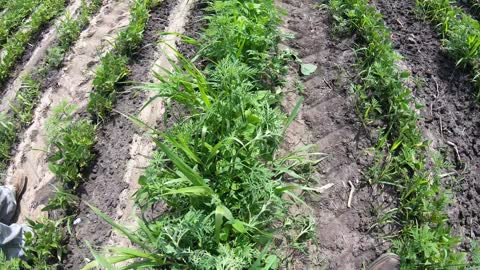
[177, 0, 208, 59]
[62, 0, 177, 268]
[373, 0, 480, 252]
[279, 0, 390, 269]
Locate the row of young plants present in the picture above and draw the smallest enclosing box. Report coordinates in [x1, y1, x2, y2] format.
[329, 0, 466, 268]
[26, 0, 163, 267]
[44, 0, 160, 216]
[87, 0, 162, 121]
[415, 0, 480, 100]
[0, 0, 67, 84]
[0, 0, 102, 172]
[87, 0, 318, 268]
[0, 1, 104, 269]
[0, 0, 40, 46]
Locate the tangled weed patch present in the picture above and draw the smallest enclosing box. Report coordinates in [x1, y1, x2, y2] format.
[86, 0, 320, 268]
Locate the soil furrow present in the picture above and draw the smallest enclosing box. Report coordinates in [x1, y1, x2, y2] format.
[278, 0, 390, 269]
[3, 0, 131, 225]
[373, 0, 480, 250]
[0, 0, 85, 113]
[105, 0, 196, 249]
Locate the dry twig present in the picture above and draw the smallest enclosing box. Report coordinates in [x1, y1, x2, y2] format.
[447, 140, 462, 164]
[347, 181, 355, 208]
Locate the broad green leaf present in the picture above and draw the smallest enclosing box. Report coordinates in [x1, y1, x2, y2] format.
[163, 186, 213, 196]
[300, 63, 317, 76]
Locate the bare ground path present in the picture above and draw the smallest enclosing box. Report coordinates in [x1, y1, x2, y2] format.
[278, 0, 390, 268]
[373, 0, 480, 251]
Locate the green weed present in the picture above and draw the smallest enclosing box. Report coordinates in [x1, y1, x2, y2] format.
[88, 0, 318, 268]
[10, 75, 41, 125]
[46, 102, 96, 189]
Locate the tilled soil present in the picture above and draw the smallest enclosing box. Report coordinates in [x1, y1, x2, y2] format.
[62, 0, 177, 267]
[374, 0, 480, 251]
[278, 0, 390, 269]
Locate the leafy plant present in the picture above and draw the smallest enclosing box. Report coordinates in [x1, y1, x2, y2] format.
[89, 0, 318, 268]
[87, 52, 129, 120]
[23, 218, 66, 268]
[46, 102, 96, 189]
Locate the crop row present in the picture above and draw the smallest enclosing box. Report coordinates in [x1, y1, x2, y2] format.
[0, 0, 66, 84]
[416, 0, 480, 100]
[29, 0, 164, 267]
[0, 0, 102, 172]
[87, 0, 161, 121]
[0, 0, 40, 46]
[0, 0, 103, 268]
[85, 0, 318, 268]
[329, 0, 464, 268]
[45, 0, 159, 209]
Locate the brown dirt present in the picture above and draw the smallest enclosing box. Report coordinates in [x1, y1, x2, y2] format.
[62, 0, 178, 267]
[278, 0, 391, 269]
[373, 0, 480, 252]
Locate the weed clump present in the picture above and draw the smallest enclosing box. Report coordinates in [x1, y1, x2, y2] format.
[88, 0, 318, 268]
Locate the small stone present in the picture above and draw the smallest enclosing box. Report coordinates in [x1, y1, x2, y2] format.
[73, 218, 81, 226]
